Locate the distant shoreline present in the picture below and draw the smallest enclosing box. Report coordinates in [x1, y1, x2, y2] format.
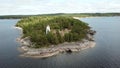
[1, 13, 120, 19]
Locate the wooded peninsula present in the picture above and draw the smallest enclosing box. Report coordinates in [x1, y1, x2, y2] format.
[16, 16, 90, 48]
[15, 16, 96, 58]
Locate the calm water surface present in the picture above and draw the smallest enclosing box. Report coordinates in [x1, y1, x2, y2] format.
[0, 17, 120, 68]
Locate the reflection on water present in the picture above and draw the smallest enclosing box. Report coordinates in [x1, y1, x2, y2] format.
[0, 17, 120, 68]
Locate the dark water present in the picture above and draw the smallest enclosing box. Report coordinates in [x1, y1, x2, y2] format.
[0, 17, 120, 68]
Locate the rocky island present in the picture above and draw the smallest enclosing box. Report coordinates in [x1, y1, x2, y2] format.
[16, 16, 96, 58]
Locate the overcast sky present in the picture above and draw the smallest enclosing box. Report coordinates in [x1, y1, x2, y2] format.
[0, 0, 120, 15]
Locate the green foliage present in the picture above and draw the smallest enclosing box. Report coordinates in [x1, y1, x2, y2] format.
[16, 16, 90, 48]
[64, 33, 81, 42]
[46, 32, 59, 45]
[56, 30, 64, 43]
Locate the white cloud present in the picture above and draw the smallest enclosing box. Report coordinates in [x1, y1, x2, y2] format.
[0, 0, 120, 15]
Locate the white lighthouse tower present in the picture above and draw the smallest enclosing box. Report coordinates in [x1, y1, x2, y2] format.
[46, 25, 50, 34]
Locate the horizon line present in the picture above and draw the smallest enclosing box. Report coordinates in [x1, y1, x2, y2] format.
[0, 12, 120, 16]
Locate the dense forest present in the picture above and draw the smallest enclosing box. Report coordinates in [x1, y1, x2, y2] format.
[1, 13, 120, 19]
[16, 16, 90, 48]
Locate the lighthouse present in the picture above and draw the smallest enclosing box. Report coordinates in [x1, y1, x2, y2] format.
[46, 25, 50, 34]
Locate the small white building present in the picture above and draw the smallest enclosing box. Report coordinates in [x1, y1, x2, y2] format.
[46, 25, 50, 34]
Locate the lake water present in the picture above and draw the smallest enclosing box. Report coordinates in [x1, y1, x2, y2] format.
[0, 17, 120, 68]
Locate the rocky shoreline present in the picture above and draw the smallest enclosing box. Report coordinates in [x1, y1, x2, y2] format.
[20, 40, 96, 58]
[15, 26, 96, 58]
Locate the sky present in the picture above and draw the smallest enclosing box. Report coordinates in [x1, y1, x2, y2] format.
[0, 0, 120, 15]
